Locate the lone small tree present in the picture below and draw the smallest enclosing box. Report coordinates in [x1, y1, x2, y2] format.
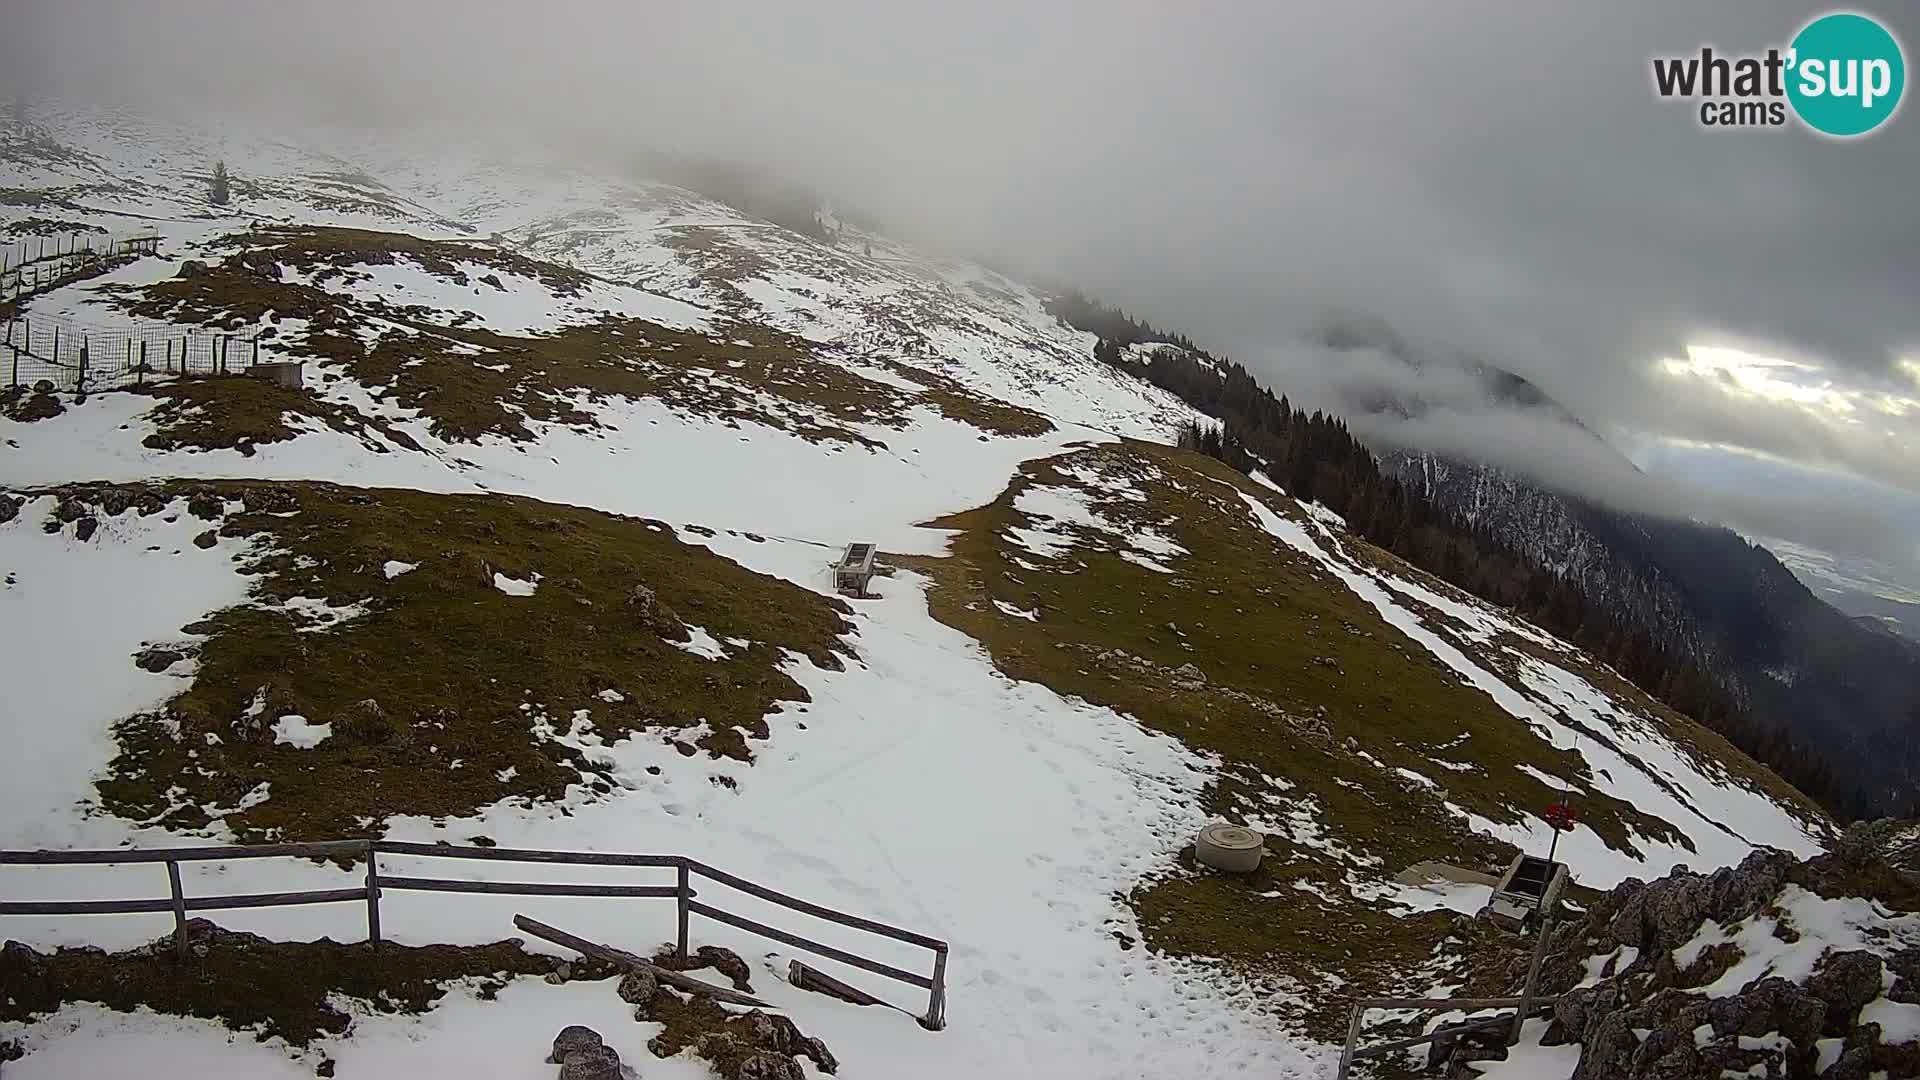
[209, 160, 230, 206]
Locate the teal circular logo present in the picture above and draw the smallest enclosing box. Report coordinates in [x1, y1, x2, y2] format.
[1787, 12, 1905, 136]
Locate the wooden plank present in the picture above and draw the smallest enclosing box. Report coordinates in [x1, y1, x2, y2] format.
[1350, 1014, 1516, 1062]
[165, 861, 188, 962]
[512, 915, 772, 1008]
[789, 960, 898, 1009]
[186, 888, 368, 912]
[0, 897, 176, 916]
[687, 900, 932, 989]
[376, 875, 680, 899]
[374, 842, 681, 868]
[676, 863, 691, 961]
[0, 841, 368, 865]
[683, 860, 947, 951]
[1349, 996, 1548, 1010]
[365, 845, 381, 948]
[922, 947, 948, 1031]
[1336, 1003, 1365, 1080]
[1512, 915, 1555, 1046]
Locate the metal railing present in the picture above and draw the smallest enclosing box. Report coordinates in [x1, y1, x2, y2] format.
[0, 840, 949, 1030]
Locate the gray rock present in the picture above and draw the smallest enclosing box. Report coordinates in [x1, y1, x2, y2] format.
[186, 492, 224, 521]
[546, 1025, 604, 1065]
[1820, 1046, 1875, 1080]
[616, 966, 658, 1006]
[1571, 1014, 1640, 1080]
[557, 1045, 621, 1080]
[1807, 950, 1884, 1020]
[735, 1052, 804, 1080]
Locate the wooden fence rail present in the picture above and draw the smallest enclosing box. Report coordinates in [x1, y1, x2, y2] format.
[0, 840, 949, 1030]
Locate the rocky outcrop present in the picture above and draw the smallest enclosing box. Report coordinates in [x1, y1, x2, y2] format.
[624, 943, 837, 1079]
[629, 583, 690, 642]
[546, 1025, 623, 1080]
[1525, 837, 1920, 1080]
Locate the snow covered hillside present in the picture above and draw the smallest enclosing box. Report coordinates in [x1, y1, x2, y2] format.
[0, 102, 1834, 1079]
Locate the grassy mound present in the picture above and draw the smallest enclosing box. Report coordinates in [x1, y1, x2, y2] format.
[0, 919, 552, 1047]
[36, 481, 855, 841]
[103, 226, 1049, 447]
[908, 440, 1775, 1034]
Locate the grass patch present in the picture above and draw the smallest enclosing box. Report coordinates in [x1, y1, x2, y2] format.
[0, 919, 551, 1048]
[40, 480, 854, 841]
[2, 216, 107, 237]
[906, 440, 1718, 1032]
[101, 225, 1051, 447]
[137, 376, 409, 456]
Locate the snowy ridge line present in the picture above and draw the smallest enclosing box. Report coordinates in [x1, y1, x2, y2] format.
[0, 837, 952, 1028]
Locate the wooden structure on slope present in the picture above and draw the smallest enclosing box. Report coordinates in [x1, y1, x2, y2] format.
[835, 542, 878, 598]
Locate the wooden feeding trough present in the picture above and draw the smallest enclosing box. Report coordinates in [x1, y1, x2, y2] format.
[835, 543, 878, 598]
[1483, 853, 1567, 932]
[249, 360, 305, 389]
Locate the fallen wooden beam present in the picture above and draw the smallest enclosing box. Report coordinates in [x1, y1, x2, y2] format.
[788, 959, 902, 1012]
[513, 914, 772, 1008]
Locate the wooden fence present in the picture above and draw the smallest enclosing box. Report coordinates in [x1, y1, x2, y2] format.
[0, 840, 949, 1030]
[1335, 916, 1558, 1077]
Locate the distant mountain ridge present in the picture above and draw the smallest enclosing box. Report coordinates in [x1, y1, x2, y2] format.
[1323, 331, 1920, 819]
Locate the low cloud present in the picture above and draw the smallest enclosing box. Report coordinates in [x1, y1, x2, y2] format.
[6, 1, 1916, 589]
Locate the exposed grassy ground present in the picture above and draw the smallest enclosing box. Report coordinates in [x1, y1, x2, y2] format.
[37, 480, 854, 841]
[136, 377, 411, 456]
[102, 226, 1050, 447]
[1343, 544, 1829, 832]
[905, 439, 1725, 1036]
[0, 919, 551, 1048]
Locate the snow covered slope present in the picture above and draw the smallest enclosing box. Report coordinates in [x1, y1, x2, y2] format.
[0, 102, 1832, 1080]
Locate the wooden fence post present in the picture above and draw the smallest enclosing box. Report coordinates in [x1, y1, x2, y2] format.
[1511, 916, 1554, 1046]
[923, 946, 948, 1031]
[165, 859, 189, 962]
[676, 862, 691, 961]
[1336, 1001, 1365, 1080]
[138, 340, 147, 385]
[365, 842, 382, 948]
[251, 337, 259, 368]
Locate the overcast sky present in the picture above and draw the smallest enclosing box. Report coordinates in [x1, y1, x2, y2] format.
[9, 2, 1919, 594]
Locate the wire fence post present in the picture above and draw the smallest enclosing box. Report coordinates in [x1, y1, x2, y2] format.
[251, 336, 259, 368]
[77, 339, 88, 396]
[365, 841, 382, 948]
[165, 859, 189, 962]
[138, 340, 147, 386]
[676, 861, 691, 962]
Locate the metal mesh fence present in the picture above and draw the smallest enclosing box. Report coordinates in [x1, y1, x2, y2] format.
[4, 315, 266, 395]
[0, 233, 161, 301]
